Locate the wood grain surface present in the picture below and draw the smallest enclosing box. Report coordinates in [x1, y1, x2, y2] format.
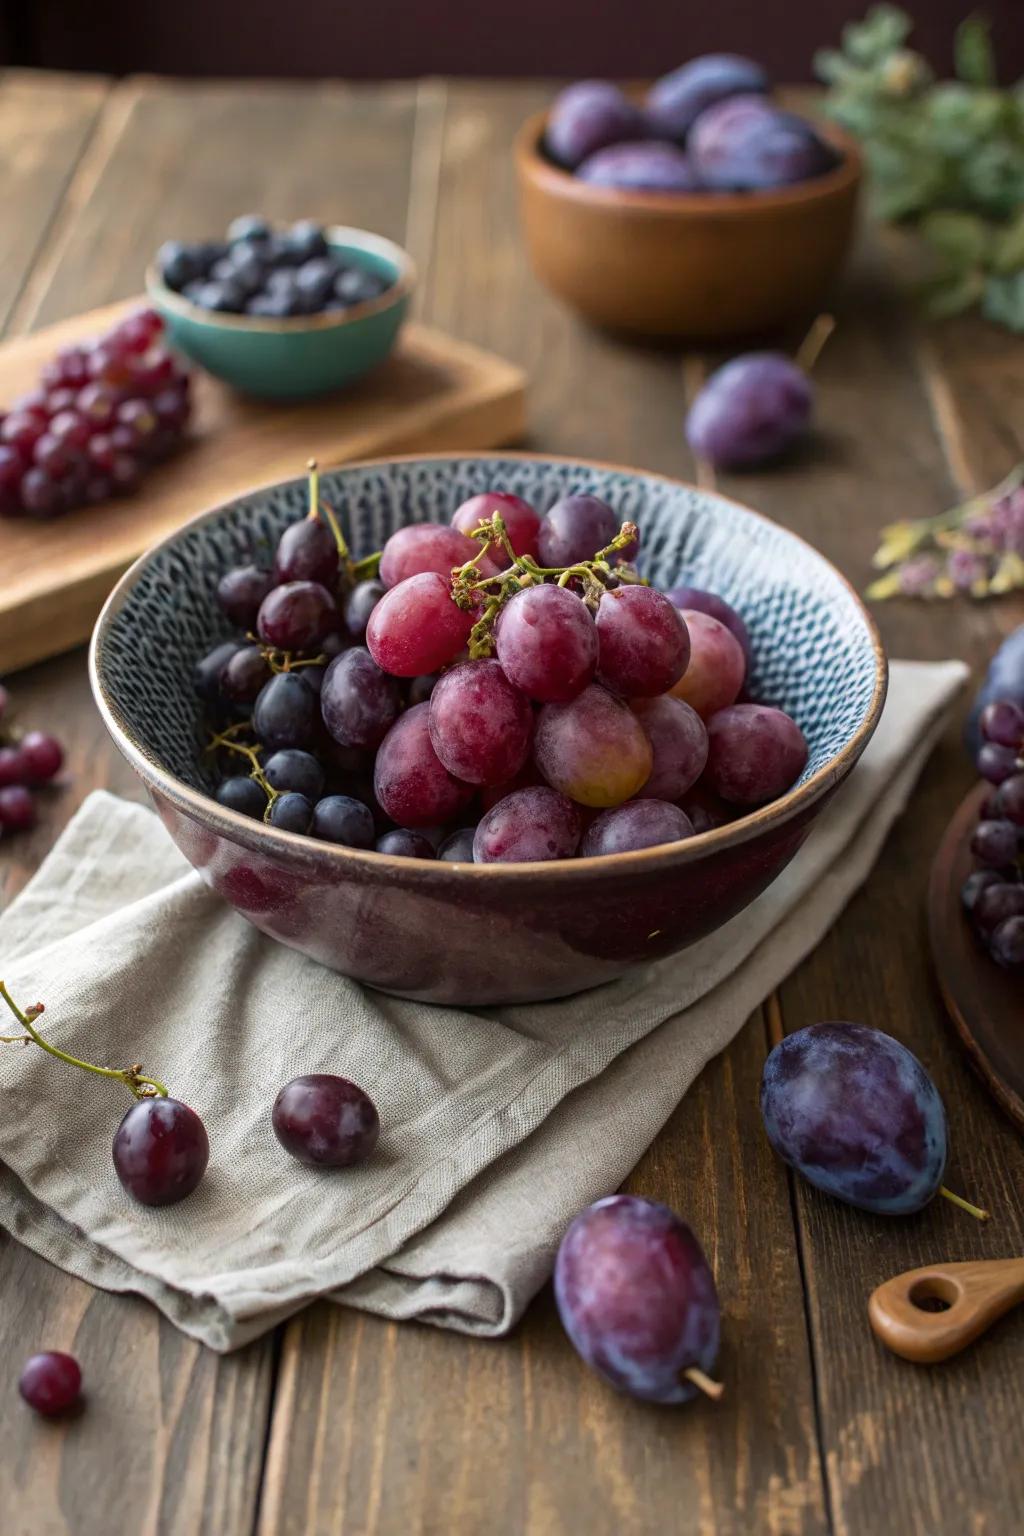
[1, 69, 1023, 1536]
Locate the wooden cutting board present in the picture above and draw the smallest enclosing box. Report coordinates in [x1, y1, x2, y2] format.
[0, 300, 526, 672]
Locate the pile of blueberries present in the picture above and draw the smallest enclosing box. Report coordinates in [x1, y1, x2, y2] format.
[156, 216, 393, 319]
[545, 53, 837, 194]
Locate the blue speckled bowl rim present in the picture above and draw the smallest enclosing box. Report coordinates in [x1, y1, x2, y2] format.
[89, 451, 888, 877]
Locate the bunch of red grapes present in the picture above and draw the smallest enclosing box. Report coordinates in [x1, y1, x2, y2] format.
[0, 307, 190, 521]
[0, 683, 63, 835]
[962, 698, 1024, 969]
[198, 479, 808, 860]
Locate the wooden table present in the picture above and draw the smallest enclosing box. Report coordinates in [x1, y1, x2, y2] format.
[2, 69, 1023, 1536]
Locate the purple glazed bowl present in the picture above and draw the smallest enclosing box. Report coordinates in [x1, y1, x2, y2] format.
[90, 452, 886, 1005]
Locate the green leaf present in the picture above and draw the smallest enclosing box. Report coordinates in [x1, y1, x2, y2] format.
[955, 14, 995, 87]
[982, 272, 1024, 331]
[922, 269, 986, 319]
[842, 5, 912, 66]
[921, 210, 993, 271]
[992, 211, 1024, 274]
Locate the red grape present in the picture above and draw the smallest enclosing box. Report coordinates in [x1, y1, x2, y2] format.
[971, 819, 1020, 867]
[428, 659, 533, 786]
[257, 581, 337, 651]
[581, 799, 694, 856]
[994, 774, 1024, 827]
[1, 411, 45, 456]
[981, 699, 1024, 749]
[20, 731, 63, 782]
[0, 785, 36, 830]
[495, 585, 597, 703]
[373, 702, 474, 827]
[537, 493, 618, 567]
[19, 1352, 82, 1416]
[704, 704, 807, 805]
[667, 585, 750, 665]
[595, 585, 689, 698]
[379, 522, 493, 588]
[473, 785, 582, 862]
[366, 572, 475, 677]
[451, 491, 540, 559]
[0, 745, 29, 786]
[977, 742, 1020, 786]
[534, 684, 653, 807]
[669, 610, 745, 719]
[112, 1097, 209, 1206]
[630, 695, 708, 801]
[321, 647, 401, 750]
[272, 1075, 380, 1166]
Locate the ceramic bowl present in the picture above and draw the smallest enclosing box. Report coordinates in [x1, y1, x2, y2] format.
[90, 452, 886, 1007]
[515, 110, 862, 339]
[146, 226, 415, 400]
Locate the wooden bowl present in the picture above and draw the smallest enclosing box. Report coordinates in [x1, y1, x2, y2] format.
[515, 110, 862, 340]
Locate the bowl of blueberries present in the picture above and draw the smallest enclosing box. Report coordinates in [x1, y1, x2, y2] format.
[516, 54, 861, 339]
[147, 216, 415, 400]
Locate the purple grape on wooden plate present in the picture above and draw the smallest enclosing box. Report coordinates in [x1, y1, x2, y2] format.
[554, 1195, 722, 1405]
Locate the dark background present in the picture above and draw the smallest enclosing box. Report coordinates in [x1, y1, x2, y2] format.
[3, 1, 1023, 78]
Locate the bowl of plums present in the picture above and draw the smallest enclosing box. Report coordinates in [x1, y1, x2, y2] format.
[90, 453, 886, 1005]
[146, 216, 414, 399]
[516, 54, 861, 338]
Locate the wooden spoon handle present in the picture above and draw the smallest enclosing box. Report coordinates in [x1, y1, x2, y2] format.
[869, 1257, 1024, 1364]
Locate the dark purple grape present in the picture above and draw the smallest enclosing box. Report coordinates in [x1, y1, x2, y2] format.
[272, 1074, 379, 1167]
[221, 645, 271, 704]
[21, 467, 62, 517]
[343, 579, 385, 640]
[689, 96, 836, 190]
[19, 1352, 82, 1416]
[438, 827, 477, 862]
[577, 142, 700, 191]
[375, 828, 436, 858]
[217, 564, 274, 629]
[321, 647, 401, 750]
[665, 586, 751, 663]
[474, 786, 581, 863]
[0, 746, 29, 787]
[257, 581, 337, 652]
[112, 1098, 209, 1206]
[545, 81, 647, 170]
[980, 698, 1024, 749]
[631, 695, 708, 801]
[428, 659, 533, 786]
[991, 915, 1024, 968]
[20, 731, 64, 783]
[269, 791, 314, 833]
[194, 640, 242, 702]
[760, 1022, 947, 1214]
[975, 880, 1024, 937]
[705, 704, 807, 805]
[554, 1195, 720, 1405]
[967, 629, 1024, 755]
[995, 773, 1024, 827]
[686, 353, 813, 469]
[595, 585, 690, 697]
[253, 672, 318, 750]
[0, 785, 36, 831]
[646, 54, 769, 140]
[537, 493, 618, 568]
[264, 749, 325, 801]
[581, 799, 694, 856]
[961, 868, 1003, 912]
[215, 776, 267, 818]
[310, 795, 375, 848]
[977, 742, 1020, 786]
[274, 516, 339, 587]
[374, 703, 474, 829]
[407, 672, 441, 706]
[971, 819, 1020, 867]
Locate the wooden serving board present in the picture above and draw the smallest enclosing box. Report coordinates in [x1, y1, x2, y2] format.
[0, 300, 526, 672]
[929, 782, 1024, 1135]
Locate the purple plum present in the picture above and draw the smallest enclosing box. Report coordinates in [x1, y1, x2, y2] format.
[546, 81, 646, 170]
[689, 96, 837, 191]
[577, 141, 700, 192]
[646, 54, 770, 141]
[685, 352, 813, 468]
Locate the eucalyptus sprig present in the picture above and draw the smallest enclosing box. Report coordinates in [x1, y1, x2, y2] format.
[816, 7, 1024, 329]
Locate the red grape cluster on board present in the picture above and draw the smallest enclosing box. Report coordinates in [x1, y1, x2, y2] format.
[0, 307, 190, 521]
[962, 699, 1024, 970]
[197, 470, 809, 862]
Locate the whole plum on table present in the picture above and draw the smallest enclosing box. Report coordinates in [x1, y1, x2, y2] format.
[545, 81, 647, 169]
[554, 1195, 722, 1404]
[760, 1023, 986, 1217]
[576, 142, 700, 193]
[646, 54, 770, 142]
[689, 96, 837, 191]
[685, 353, 813, 469]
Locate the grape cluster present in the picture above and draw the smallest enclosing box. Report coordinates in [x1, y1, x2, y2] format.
[0, 683, 64, 836]
[545, 55, 836, 194]
[197, 473, 808, 862]
[156, 216, 392, 320]
[962, 699, 1024, 970]
[0, 308, 190, 521]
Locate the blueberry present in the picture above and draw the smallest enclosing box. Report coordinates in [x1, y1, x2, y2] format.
[334, 267, 387, 306]
[295, 257, 338, 311]
[192, 280, 246, 313]
[264, 231, 300, 267]
[157, 240, 201, 292]
[286, 220, 329, 264]
[247, 293, 294, 318]
[269, 791, 314, 833]
[228, 214, 272, 245]
[216, 776, 268, 819]
[193, 240, 229, 274]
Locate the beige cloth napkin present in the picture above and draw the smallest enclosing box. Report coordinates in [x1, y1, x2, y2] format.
[0, 660, 965, 1351]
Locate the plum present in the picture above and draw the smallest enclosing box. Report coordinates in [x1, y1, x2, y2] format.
[576, 141, 700, 192]
[546, 81, 646, 170]
[685, 352, 813, 469]
[689, 96, 837, 191]
[554, 1195, 722, 1404]
[646, 54, 770, 142]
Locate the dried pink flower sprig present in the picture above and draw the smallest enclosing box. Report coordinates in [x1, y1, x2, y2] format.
[867, 465, 1024, 601]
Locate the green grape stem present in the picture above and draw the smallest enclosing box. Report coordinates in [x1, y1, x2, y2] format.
[205, 723, 281, 822]
[0, 981, 168, 1100]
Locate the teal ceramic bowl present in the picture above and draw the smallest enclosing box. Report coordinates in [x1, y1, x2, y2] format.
[145, 226, 415, 400]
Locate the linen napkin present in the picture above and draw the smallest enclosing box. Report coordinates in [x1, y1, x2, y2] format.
[0, 659, 965, 1352]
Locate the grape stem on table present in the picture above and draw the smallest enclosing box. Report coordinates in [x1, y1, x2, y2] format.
[0, 981, 168, 1099]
